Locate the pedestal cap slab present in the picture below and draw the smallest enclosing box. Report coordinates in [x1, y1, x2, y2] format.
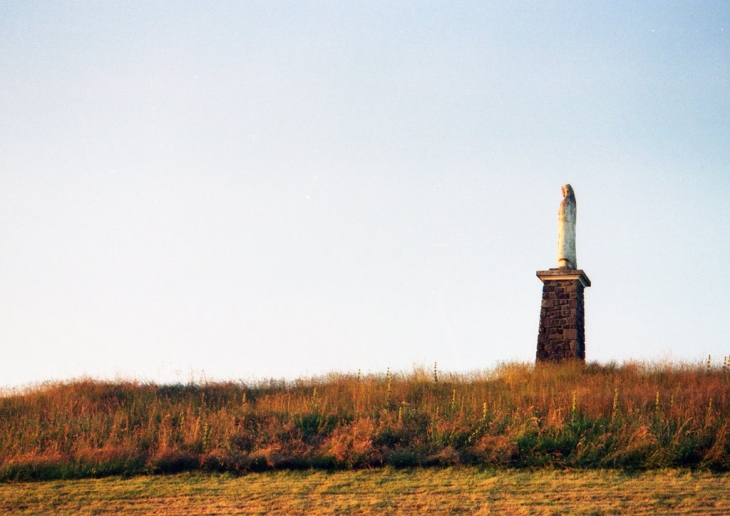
[536, 268, 591, 288]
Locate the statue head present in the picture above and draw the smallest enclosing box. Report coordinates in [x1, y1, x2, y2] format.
[561, 184, 575, 200]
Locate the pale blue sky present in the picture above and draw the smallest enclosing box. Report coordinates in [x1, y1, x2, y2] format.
[1, 1, 728, 387]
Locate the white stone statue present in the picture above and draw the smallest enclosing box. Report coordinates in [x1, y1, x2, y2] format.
[557, 184, 577, 269]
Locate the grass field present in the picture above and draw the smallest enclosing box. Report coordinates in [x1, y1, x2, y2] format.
[2, 362, 729, 514]
[0, 359, 730, 481]
[1, 468, 729, 515]
[1, 361, 728, 479]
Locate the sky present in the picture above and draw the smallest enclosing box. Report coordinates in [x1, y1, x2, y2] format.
[1, 1, 728, 388]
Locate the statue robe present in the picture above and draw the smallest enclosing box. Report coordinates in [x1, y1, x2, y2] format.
[557, 184, 577, 269]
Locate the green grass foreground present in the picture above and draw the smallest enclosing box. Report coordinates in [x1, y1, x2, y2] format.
[1, 469, 729, 515]
[1, 361, 728, 480]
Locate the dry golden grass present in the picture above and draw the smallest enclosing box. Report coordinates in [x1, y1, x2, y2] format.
[1, 360, 728, 479]
[0, 468, 728, 515]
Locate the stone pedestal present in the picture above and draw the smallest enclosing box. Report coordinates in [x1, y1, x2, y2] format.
[536, 268, 590, 362]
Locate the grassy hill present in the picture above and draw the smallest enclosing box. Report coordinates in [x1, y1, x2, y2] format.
[1, 360, 728, 480]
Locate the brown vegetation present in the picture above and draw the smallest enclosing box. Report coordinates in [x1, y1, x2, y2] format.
[0, 360, 728, 480]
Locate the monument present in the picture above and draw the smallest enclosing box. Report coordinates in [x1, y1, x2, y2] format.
[536, 184, 590, 362]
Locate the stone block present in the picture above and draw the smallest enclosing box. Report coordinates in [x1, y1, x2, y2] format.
[535, 270, 589, 363]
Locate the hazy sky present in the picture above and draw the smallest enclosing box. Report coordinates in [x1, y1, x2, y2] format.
[1, 1, 728, 388]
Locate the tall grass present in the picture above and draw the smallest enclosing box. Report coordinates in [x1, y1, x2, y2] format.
[1, 361, 728, 480]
